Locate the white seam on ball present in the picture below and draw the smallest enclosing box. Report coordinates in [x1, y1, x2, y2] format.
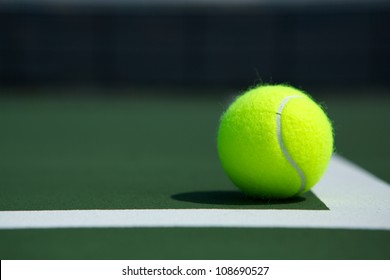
[276, 95, 306, 195]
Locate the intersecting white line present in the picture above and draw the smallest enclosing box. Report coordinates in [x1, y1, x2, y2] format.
[0, 155, 389, 230]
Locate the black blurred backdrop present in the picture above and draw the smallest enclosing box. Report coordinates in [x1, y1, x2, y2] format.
[0, 1, 390, 90]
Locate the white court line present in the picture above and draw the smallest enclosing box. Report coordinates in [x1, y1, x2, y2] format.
[0, 155, 390, 230]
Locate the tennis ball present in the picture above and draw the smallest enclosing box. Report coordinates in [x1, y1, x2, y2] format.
[217, 84, 333, 199]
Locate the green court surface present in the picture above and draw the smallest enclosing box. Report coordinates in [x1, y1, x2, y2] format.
[0, 88, 389, 259]
[1, 228, 389, 259]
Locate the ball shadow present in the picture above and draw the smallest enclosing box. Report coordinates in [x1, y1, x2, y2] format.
[171, 190, 305, 206]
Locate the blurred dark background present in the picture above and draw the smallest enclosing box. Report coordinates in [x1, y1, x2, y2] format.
[0, 0, 389, 182]
[1, 0, 390, 91]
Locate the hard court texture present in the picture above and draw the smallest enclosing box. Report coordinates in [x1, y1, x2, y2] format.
[0, 88, 389, 259]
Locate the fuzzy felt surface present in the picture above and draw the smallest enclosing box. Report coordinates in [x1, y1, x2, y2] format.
[217, 85, 333, 199]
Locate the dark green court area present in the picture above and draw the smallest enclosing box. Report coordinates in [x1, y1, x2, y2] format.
[0, 88, 389, 259]
[1, 227, 389, 259]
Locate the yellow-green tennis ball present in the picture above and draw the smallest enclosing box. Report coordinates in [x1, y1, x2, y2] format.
[217, 84, 333, 199]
